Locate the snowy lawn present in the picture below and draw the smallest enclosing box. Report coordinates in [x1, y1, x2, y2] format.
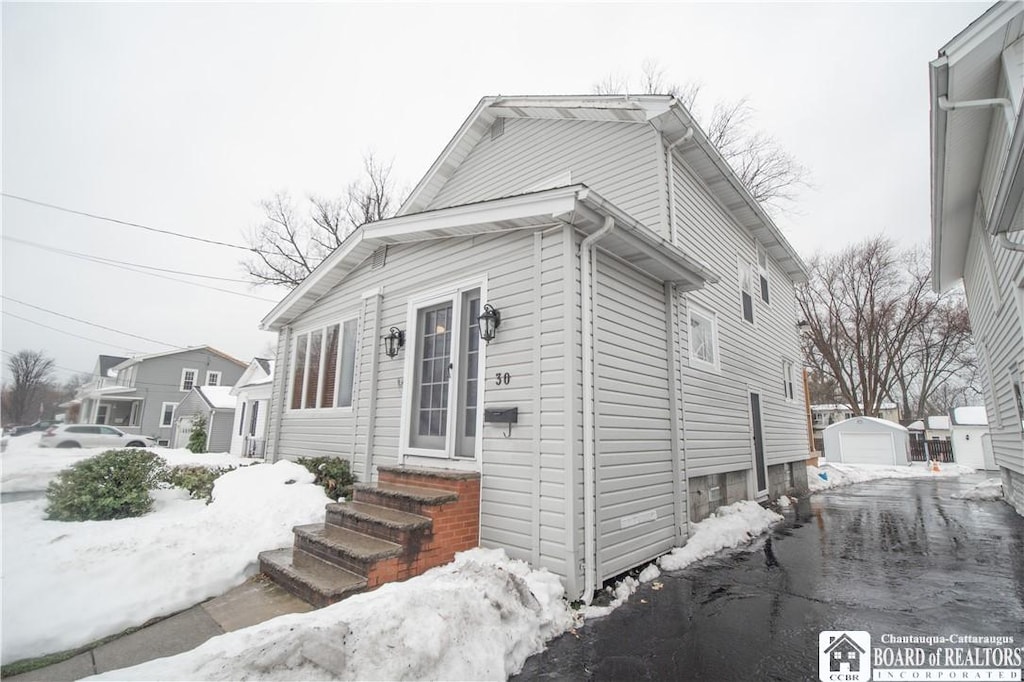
[2, 448, 329, 664]
[807, 461, 974, 492]
[1, 433, 247, 493]
[90, 548, 574, 681]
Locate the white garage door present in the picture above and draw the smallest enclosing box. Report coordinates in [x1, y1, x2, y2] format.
[839, 432, 896, 465]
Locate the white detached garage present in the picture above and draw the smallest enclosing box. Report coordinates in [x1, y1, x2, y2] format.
[823, 417, 909, 465]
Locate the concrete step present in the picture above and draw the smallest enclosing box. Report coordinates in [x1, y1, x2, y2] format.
[353, 482, 458, 515]
[293, 523, 403, 575]
[325, 500, 432, 545]
[377, 464, 481, 492]
[258, 548, 366, 608]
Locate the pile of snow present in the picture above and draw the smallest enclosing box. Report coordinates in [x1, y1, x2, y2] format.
[580, 576, 640, 620]
[659, 500, 783, 572]
[91, 548, 574, 681]
[777, 494, 793, 508]
[1, 434, 248, 494]
[953, 478, 1004, 501]
[2, 461, 329, 664]
[808, 462, 972, 492]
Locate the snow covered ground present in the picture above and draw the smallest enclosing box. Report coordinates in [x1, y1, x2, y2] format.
[953, 477, 1004, 500]
[659, 500, 783, 571]
[89, 548, 575, 681]
[807, 461, 974, 492]
[1, 436, 329, 664]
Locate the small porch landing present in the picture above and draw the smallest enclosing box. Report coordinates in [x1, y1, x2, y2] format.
[259, 465, 481, 607]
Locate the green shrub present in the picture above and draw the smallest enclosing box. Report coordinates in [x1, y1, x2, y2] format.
[45, 449, 167, 522]
[186, 415, 207, 454]
[161, 465, 234, 503]
[296, 456, 356, 500]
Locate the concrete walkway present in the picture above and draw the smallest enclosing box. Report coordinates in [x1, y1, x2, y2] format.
[8, 576, 311, 681]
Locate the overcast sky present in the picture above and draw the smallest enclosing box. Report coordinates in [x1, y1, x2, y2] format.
[1, 1, 989, 384]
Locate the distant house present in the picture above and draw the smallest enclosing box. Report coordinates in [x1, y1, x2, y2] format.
[259, 94, 812, 600]
[229, 358, 273, 458]
[170, 386, 237, 452]
[73, 347, 247, 444]
[907, 415, 952, 441]
[949, 406, 996, 470]
[810, 402, 900, 448]
[930, 2, 1024, 515]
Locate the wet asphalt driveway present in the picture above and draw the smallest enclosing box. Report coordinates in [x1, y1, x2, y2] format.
[517, 476, 1024, 681]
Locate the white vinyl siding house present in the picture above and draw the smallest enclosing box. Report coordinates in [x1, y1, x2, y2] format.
[930, 3, 1024, 516]
[230, 358, 273, 458]
[262, 95, 811, 598]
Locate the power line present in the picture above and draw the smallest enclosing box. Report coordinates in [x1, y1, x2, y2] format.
[2, 192, 262, 253]
[3, 235, 254, 283]
[2, 296, 186, 349]
[2, 310, 143, 353]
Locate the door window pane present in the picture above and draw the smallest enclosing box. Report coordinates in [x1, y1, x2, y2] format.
[415, 302, 452, 442]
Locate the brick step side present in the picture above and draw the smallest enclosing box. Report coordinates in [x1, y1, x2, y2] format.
[353, 482, 457, 515]
[293, 523, 402, 576]
[258, 548, 366, 608]
[377, 465, 480, 493]
[325, 501, 432, 546]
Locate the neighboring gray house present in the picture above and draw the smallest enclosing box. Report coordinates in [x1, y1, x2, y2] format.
[261, 95, 811, 599]
[74, 346, 247, 444]
[930, 2, 1024, 516]
[229, 358, 273, 458]
[170, 386, 237, 452]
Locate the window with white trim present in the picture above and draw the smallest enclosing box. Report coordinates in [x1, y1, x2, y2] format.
[180, 368, 197, 391]
[160, 402, 179, 427]
[757, 245, 770, 304]
[290, 318, 358, 409]
[782, 360, 795, 400]
[206, 371, 221, 386]
[688, 303, 719, 370]
[738, 259, 755, 324]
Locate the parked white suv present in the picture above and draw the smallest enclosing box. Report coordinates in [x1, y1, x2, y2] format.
[39, 424, 157, 449]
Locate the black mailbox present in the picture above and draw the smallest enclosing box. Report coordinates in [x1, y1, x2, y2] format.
[484, 407, 518, 437]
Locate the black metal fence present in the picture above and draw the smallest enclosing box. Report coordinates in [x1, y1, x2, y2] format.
[909, 439, 954, 463]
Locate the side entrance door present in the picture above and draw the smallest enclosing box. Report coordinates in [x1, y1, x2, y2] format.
[403, 285, 482, 461]
[174, 416, 195, 449]
[750, 392, 767, 494]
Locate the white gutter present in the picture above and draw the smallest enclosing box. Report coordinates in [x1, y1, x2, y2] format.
[580, 215, 614, 605]
[666, 128, 694, 244]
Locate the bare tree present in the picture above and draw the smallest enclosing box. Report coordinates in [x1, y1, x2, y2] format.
[243, 153, 401, 288]
[2, 350, 55, 425]
[593, 60, 808, 209]
[797, 236, 976, 422]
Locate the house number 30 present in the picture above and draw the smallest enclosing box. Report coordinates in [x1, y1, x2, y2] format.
[495, 372, 511, 386]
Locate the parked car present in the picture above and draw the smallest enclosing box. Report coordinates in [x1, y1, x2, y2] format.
[9, 420, 58, 437]
[39, 424, 157, 449]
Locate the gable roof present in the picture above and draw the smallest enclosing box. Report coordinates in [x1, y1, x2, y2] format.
[193, 386, 237, 410]
[261, 184, 718, 331]
[400, 94, 807, 283]
[230, 357, 275, 394]
[824, 633, 866, 655]
[111, 345, 247, 371]
[930, 2, 1024, 291]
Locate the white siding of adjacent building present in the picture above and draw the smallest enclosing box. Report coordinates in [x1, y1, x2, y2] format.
[672, 153, 809, 482]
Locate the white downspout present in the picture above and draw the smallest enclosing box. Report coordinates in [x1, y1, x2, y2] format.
[580, 215, 614, 605]
[666, 128, 694, 244]
[938, 95, 1012, 113]
[997, 233, 1024, 253]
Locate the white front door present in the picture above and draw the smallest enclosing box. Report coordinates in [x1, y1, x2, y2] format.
[174, 416, 195, 449]
[403, 285, 482, 460]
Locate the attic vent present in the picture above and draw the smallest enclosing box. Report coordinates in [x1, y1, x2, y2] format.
[371, 245, 388, 269]
[490, 118, 505, 141]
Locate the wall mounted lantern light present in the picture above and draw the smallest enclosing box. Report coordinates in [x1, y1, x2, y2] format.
[382, 327, 405, 358]
[478, 304, 501, 343]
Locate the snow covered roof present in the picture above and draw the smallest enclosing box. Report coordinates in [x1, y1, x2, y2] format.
[823, 416, 908, 433]
[196, 386, 237, 410]
[926, 416, 951, 431]
[950, 406, 988, 426]
[907, 420, 925, 431]
[811, 402, 898, 412]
